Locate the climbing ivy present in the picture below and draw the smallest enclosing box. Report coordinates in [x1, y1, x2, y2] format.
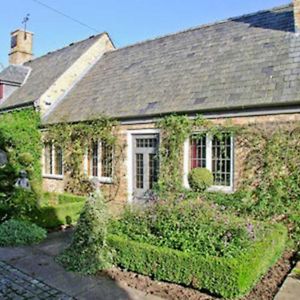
[156, 114, 238, 197]
[44, 117, 123, 196]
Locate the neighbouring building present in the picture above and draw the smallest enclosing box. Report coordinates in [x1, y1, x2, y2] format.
[1, 2, 300, 209]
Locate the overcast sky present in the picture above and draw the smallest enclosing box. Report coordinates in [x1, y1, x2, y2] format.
[0, 0, 289, 68]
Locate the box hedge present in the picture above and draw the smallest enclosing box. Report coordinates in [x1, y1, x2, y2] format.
[107, 224, 287, 299]
[33, 201, 85, 229]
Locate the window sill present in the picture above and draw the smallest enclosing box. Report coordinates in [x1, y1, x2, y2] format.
[43, 174, 64, 180]
[88, 176, 113, 184]
[207, 186, 233, 193]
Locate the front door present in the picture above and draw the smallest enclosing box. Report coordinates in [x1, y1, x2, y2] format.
[132, 134, 159, 201]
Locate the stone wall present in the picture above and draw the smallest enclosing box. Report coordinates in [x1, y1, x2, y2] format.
[42, 112, 300, 209]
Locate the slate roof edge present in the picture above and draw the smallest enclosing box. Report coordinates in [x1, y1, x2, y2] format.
[42, 101, 300, 126]
[23, 32, 106, 66]
[107, 2, 294, 55]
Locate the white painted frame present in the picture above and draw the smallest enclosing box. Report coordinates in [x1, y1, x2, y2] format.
[42, 142, 64, 180]
[183, 133, 234, 193]
[83, 140, 114, 184]
[126, 129, 160, 203]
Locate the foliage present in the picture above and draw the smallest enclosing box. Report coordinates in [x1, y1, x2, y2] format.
[156, 114, 238, 197]
[33, 201, 85, 228]
[0, 219, 46, 246]
[44, 117, 122, 196]
[201, 122, 300, 246]
[188, 168, 213, 192]
[108, 223, 286, 298]
[57, 191, 113, 274]
[0, 109, 42, 192]
[109, 200, 269, 258]
[0, 188, 38, 222]
[41, 192, 86, 206]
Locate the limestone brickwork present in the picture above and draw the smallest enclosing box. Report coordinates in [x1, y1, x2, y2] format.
[39, 33, 114, 115]
[9, 29, 33, 65]
[42, 112, 300, 209]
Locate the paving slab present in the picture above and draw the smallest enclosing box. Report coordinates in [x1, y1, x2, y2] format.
[274, 261, 300, 300]
[0, 229, 162, 300]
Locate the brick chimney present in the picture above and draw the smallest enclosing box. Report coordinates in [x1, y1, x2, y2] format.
[9, 29, 33, 65]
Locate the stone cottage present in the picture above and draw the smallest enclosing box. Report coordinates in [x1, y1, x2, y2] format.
[1, 2, 300, 208]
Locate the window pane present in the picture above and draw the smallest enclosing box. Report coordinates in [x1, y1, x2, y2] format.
[212, 133, 231, 186]
[136, 153, 144, 189]
[190, 135, 206, 169]
[149, 153, 158, 189]
[136, 138, 157, 148]
[101, 142, 113, 178]
[54, 146, 63, 175]
[44, 143, 52, 174]
[92, 142, 98, 177]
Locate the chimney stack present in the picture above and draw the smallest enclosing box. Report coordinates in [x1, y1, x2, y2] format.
[9, 29, 33, 65]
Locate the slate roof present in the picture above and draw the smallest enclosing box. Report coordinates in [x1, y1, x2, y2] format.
[0, 33, 105, 110]
[0, 65, 30, 84]
[43, 3, 300, 124]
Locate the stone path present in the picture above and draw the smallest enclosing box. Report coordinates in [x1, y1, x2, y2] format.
[0, 261, 72, 299]
[0, 230, 161, 300]
[274, 261, 300, 300]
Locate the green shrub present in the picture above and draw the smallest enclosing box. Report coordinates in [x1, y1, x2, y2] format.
[0, 188, 38, 221]
[109, 200, 267, 257]
[58, 193, 86, 204]
[33, 201, 84, 228]
[57, 191, 113, 274]
[40, 192, 86, 206]
[188, 168, 213, 192]
[108, 223, 287, 298]
[0, 219, 46, 246]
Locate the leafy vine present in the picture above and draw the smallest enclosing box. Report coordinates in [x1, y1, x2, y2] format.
[44, 117, 123, 198]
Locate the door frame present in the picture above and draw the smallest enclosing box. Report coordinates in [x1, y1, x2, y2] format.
[127, 129, 160, 203]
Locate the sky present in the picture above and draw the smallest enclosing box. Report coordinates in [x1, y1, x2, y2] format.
[0, 0, 290, 68]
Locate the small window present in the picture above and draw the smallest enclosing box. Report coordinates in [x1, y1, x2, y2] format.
[43, 142, 63, 176]
[190, 133, 233, 188]
[212, 133, 232, 187]
[44, 143, 53, 175]
[91, 141, 98, 177]
[86, 140, 114, 180]
[54, 146, 63, 176]
[190, 135, 206, 169]
[101, 142, 113, 178]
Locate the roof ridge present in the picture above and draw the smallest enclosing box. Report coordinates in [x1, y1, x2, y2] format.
[24, 32, 106, 65]
[108, 2, 293, 54]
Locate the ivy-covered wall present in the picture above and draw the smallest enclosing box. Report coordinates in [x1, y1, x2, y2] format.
[0, 108, 42, 192]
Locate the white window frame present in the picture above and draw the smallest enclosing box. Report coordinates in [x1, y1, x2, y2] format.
[42, 142, 64, 179]
[84, 140, 114, 184]
[183, 133, 234, 193]
[126, 129, 160, 203]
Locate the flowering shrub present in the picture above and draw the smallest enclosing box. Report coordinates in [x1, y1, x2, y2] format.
[109, 199, 268, 258]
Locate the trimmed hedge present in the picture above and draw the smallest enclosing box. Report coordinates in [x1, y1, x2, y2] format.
[58, 193, 86, 204]
[33, 202, 85, 228]
[107, 224, 287, 298]
[42, 192, 86, 206]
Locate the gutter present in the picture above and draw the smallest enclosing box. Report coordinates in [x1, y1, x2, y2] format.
[41, 101, 300, 127]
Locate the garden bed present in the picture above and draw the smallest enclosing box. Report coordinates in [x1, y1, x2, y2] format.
[104, 251, 295, 300]
[107, 200, 287, 298]
[107, 225, 286, 298]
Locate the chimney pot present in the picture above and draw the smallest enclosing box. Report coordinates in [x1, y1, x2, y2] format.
[9, 29, 33, 65]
